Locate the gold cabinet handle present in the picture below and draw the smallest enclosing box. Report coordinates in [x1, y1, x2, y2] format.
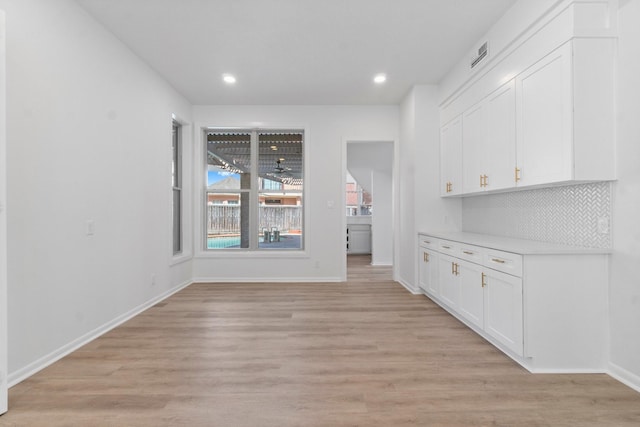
[479, 174, 484, 187]
[484, 174, 488, 187]
[455, 263, 460, 276]
[451, 262, 455, 275]
[441, 245, 451, 249]
[515, 167, 521, 183]
[423, 240, 431, 244]
[425, 253, 429, 262]
[463, 250, 474, 255]
[481, 272, 487, 288]
[491, 258, 506, 264]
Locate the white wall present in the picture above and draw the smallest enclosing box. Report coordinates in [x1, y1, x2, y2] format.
[371, 168, 393, 265]
[398, 85, 462, 290]
[439, 0, 562, 105]
[0, 0, 193, 383]
[609, 0, 640, 389]
[397, 91, 417, 287]
[0, 8, 7, 414]
[192, 105, 398, 281]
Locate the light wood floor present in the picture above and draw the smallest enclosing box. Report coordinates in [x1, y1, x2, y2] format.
[2, 255, 639, 426]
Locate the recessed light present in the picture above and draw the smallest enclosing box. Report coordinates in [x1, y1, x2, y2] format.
[374, 73, 387, 84]
[223, 74, 236, 84]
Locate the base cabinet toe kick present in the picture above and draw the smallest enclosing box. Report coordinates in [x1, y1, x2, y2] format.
[418, 232, 609, 373]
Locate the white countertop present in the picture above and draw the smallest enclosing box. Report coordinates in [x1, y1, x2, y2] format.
[418, 231, 612, 255]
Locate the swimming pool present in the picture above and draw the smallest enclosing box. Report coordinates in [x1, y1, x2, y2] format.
[207, 235, 242, 249]
[207, 234, 300, 249]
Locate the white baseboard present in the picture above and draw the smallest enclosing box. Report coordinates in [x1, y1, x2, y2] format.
[8, 279, 193, 388]
[608, 362, 640, 393]
[529, 368, 607, 374]
[191, 276, 343, 283]
[397, 277, 420, 295]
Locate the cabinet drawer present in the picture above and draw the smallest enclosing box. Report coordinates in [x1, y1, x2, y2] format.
[437, 240, 458, 255]
[484, 249, 523, 277]
[458, 244, 484, 264]
[419, 235, 439, 250]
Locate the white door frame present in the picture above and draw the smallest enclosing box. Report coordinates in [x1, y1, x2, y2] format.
[0, 8, 8, 415]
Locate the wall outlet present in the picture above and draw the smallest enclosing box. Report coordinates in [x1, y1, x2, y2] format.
[597, 217, 610, 234]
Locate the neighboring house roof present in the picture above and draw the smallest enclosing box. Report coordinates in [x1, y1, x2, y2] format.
[207, 176, 240, 190]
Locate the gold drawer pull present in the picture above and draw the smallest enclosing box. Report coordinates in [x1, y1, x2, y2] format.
[441, 245, 451, 249]
[491, 258, 506, 264]
[463, 251, 474, 255]
[423, 240, 431, 244]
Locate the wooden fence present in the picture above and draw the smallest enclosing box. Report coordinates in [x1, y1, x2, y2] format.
[207, 205, 302, 235]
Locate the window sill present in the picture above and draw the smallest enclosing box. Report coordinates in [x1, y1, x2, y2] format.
[170, 252, 193, 266]
[194, 249, 309, 259]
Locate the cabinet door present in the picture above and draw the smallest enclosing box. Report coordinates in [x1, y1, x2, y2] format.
[462, 103, 486, 194]
[347, 225, 371, 254]
[486, 80, 516, 191]
[484, 269, 523, 357]
[440, 116, 463, 196]
[516, 42, 573, 187]
[418, 248, 438, 296]
[458, 261, 485, 329]
[438, 254, 459, 309]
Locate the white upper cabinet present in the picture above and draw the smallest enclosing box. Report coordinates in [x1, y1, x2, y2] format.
[462, 102, 486, 194]
[439, 1, 616, 197]
[485, 81, 517, 190]
[440, 116, 463, 196]
[516, 43, 573, 187]
[462, 80, 516, 194]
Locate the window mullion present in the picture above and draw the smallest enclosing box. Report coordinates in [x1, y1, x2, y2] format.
[250, 130, 259, 250]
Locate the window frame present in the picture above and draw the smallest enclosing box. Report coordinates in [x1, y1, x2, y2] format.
[172, 121, 183, 255]
[203, 128, 305, 252]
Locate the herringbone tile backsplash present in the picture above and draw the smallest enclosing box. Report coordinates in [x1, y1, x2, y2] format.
[462, 182, 612, 248]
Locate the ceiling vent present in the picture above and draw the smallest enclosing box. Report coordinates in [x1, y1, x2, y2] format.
[470, 42, 489, 69]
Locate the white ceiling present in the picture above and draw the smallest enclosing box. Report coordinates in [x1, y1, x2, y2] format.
[74, 0, 517, 105]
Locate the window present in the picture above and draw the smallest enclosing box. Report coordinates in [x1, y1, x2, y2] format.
[206, 129, 304, 250]
[346, 172, 372, 216]
[172, 121, 182, 254]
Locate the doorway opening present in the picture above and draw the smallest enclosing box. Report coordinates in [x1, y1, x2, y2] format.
[344, 140, 394, 280]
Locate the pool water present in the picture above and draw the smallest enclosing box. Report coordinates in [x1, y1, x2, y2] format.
[207, 236, 242, 249]
[208, 234, 300, 249]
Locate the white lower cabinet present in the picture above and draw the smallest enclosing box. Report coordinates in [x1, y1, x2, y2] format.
[453, 255, 523, 357]
[346, 224, 371, 254]
[418, 246, 438, 296]
[417, 232, 608, 372]
[457, 261, 485, 330]
[483, 268, 523, 357]
[438, 254, 459, 310]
